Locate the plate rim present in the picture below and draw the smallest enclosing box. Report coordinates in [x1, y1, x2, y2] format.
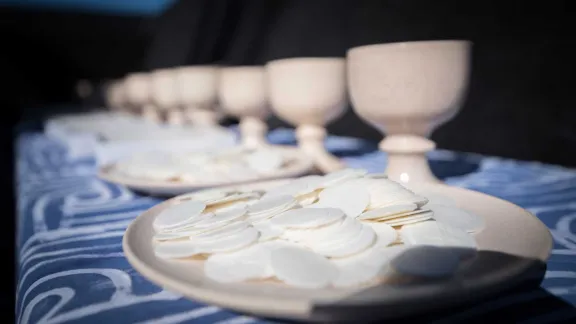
[122, 181, 553, 320]
[98, 145, 315, 195]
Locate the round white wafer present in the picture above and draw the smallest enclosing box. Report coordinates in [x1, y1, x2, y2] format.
[158, 213, 214, 233]
[321, 168, 367, 187]
[383, 211, 434, 226]
[153, 200, 206, 231]
[153, 240, 197, 259]
[195, 226, 259, 254]
[247, 195, 297, 218]
[204, 243, 273, 283]
[331, 244, 406, 287]
[263, 176, 323, 199]
[312, 224, 376, 258]
[400, 221, 477, 251]
[270, 246, 339, 288]
[207, 192, 261, 206]
[190, 221, 249, 241]
[271, 208, 344, 229]
[178, 188, 232, 203]
[316, 181, 370, 218]
[253, 220, 285, 241]
[427, 204, 484, 233]
[357, 203, 418, 220]
[193, 205, 248, 229]
[302, 216, 361, 248]
[363, 222, 398, 247]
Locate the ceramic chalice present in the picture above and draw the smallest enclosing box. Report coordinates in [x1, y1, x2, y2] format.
[175, 66, 222, 126]
[218, 66, 269, 148]
[104, 79, 127, 113]
[151, 68, 185, 125]
[266, 57, 347, 173]
[124, 72, 161, 123]
[347, 40, 472, 184]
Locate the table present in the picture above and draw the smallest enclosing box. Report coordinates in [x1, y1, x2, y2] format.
[16, 128, 576, 323]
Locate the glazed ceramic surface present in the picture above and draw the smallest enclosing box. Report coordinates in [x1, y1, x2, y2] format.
[348, 40, 472, 184]
[123, 179, 552, 322]
[175, 66, 222, 126]
[218, 66, 269, 148]
[266, 58, 348, 173]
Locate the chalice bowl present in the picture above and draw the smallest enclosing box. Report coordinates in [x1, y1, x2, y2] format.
[347, 40, 472, 184]
[124, 72, 161, 123]
[151, 68, 184, 125]
[219, 66, 269, 148]
[175, 66, 222, 127]
[266, 57, 347, 173]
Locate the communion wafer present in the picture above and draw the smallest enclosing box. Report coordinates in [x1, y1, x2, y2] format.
[190, 221, 249, 241]
[178, 188, 233, 203]
[253, 220, 285, 241]
[320, 168, 367, 187]
[363, 222, 398, 247]
[426, 204, 484, 233]
[151, 168, 482, 289]
[312, 224, 376, 258]
[331, 244, 406, 287]
[204, 243, 274, 283]
[153, 200, 206, 231]
[192, 205, 248, 229]
[316, 181, 370, 218]
[303, 216, 362, 249]
[270, 246, 339, 288]
[194, 226, 259, 254]
[400, 221, 477, 250]
[357, 203, 418, 220]
[270, 207, 345, 229]
[247, 195, 297, 220]
[383, 211, 434, 226]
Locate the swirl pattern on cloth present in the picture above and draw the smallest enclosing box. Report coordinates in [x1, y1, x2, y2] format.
[16, 129, 576, 323]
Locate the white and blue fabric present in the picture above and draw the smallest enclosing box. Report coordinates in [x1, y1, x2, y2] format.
[16, 128, 576, 323]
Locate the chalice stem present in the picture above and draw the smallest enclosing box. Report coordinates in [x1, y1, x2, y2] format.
[142, 104, 161, 123]
[296, 124, 345, 174]
[167, 110, 185, 126]
[380, 134, 440, 184]
[185, 106, 219, 126]
[239, 116, 268, 149]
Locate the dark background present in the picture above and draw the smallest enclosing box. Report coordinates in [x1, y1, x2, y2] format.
[1, 0, 575, 316]
[2, 0, 575, 166]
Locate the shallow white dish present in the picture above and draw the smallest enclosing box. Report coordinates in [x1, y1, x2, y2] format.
[123, 180, 553, 322]
[99, 147, 314, 196]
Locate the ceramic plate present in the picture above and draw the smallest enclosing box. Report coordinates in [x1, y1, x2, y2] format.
[123, 180, 553, 322]
[98, 146, 314, 196]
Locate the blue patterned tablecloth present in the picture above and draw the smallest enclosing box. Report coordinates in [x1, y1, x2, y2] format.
[16, 128, 576, 323]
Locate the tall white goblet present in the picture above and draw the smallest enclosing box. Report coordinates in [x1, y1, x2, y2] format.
[124, 72, 161, 123]
[219, 66, 269, 148]
[347, 40, 472, 184]
[150, 68, 185, 125]
[104, 79, 127, 112]
[175, 66, 222, 126]
[266, 57, 347, 173]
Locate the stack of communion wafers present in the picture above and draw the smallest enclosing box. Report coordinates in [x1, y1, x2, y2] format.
[152, 169, 484, 288]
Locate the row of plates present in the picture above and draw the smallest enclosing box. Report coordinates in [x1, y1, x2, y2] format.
[52, 114, 553, 321]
